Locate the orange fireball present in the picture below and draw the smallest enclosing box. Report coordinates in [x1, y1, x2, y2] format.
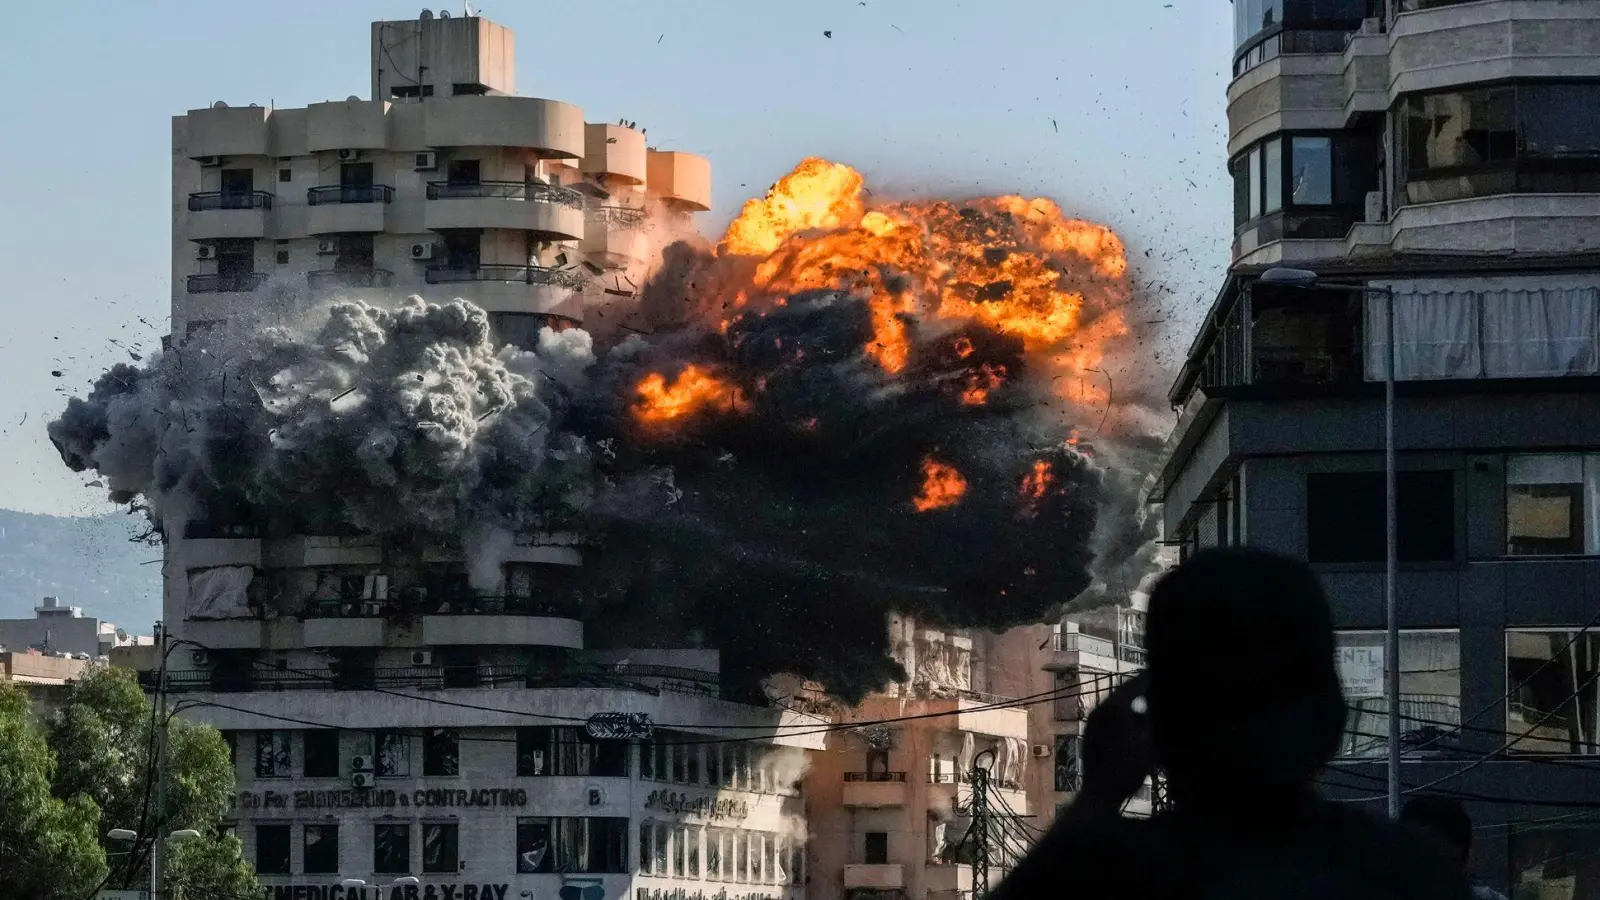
[1020, 460, 1054, 518]
[913, 457, 968, 512]
[634, 365, 747, 426]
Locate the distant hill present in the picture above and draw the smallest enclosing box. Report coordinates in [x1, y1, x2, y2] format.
[0, 508, 161, 630]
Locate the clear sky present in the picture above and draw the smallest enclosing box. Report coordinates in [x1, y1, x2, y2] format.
[0, 0, 1232, 516]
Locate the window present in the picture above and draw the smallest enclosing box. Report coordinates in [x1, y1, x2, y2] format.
[653, 822, 669, 875]
[519, 727, 628, 777]
[685, 745, 701, 784]
[705, 744, 721, 786]
[1054, 735, 1082, 792]
[672, 744, 689, 783]
[1233, 132, 1378, 229]
[672, 825, 686, 876]
[1262, 138, 1283, 213]
[255, 824, 291, 875]
[790, 840, 805, 886]
[303, 730, 340, 778]
[374, 824, 410, 874]
[639, 822, 655, 875]
[863, 831, 889, 866]
[1402, 83, 1600, 204]
[706, 828, 723, 881]
[733, 829, 748, 882]
[221, 731, 238, 768]
[446, 159, 480, 185]
[1305, 470, 1455, 564]
[687, 827, 701, 878]
[441, 232, 480, 271]
[1507, 629, 1600, 755]
[1334, 630, 1462, 758]
[374, 730, 409, 777]
[1509, 822, 1600, 897]
[423, 823, 459, 874]
[1290, 136, 1332, 205]
[1246, 146, 1262, 223]
[278, 168, 292, 183]
[1507, 455, 1600, 556]
[275, 249, 290, 265]
[423, 729, 459, 776]
[733, 744, 751, 791]
[255, 731, 291, 778]
[516, 817, 629, 874]
[303, 825, 339, 874]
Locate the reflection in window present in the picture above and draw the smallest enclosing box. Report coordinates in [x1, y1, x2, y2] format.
[1507, 455, 1598, 557]
[1333, 631, 1461, 757]
[518, 817, 629, 874]
[1263, 138, 1284, 213]
[1507, 629, 1600, 755]
[1510, 822, 1600, 897]
[1291, 137, 1334, 204]
[374, 730, 408, 777]
[374, 824, 411, 874]
[1233, 132, 1378, 234]
[255, 731, 291, 779]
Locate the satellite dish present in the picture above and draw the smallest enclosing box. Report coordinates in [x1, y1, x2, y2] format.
[248, 103, 260, 108]
[347, 95, 361, 102]
[420, 9, 434, 19]
[212, 101, 228, 109]
[440, 9, 450, 17]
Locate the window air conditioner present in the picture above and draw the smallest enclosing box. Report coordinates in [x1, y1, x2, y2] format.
[411, 243, 436, 260]
[411, 650, 434, 667]
[352, 772, 375, 789]
[196, 245, 217, 261]
[191, 649, 211, 666]
[337, 149, 362, 162]
[316, 239, 338, 255]
[351, 755, 374, 772]
[414, 151, 439, 171]
[1031, 744, 1052, 759]
[197, 156, 225, 168]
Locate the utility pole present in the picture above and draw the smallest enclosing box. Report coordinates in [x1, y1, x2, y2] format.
[970, 762, 990, 900]
[152, 622, 168, 900]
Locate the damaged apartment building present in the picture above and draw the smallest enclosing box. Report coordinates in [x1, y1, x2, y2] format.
[163, 11, 822, 897]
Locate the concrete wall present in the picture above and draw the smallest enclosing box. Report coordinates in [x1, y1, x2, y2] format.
[0, 614, 109, 657]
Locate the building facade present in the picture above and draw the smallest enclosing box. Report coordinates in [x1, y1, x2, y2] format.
[160, 12, 826, 898]
[0, 595, 149, 659]
[1159, 0, 1600, 892]
[170, 11, 710, 344]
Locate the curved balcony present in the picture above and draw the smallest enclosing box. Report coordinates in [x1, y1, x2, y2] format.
[184, 104, 271, 159]
[646, 150, 712, 211]
[582, 123, 647, 184]
[424, 181, 585, 240]
[187, 273, 267, 294]
[306, 268, 395, 291]
[423, 264, 587, 317]
[1390, 0, 1600, 98]
[188, 191, 273, 240]
[423, 96, 585, 158]
[583, 205, 649, 266]
[306, 185, 393, 234]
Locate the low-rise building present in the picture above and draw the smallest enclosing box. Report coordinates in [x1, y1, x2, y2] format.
[0, 596, 150, 659]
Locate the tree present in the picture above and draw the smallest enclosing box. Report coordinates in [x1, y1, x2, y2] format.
[46, 665, 262, 897]
[0, 682, 107, 899]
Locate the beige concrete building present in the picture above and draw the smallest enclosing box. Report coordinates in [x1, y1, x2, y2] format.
[160, 13, 828, 899]
[170, 10, 710, 345]
[0, 595, 151, 660]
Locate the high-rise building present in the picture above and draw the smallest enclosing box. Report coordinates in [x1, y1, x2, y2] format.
[1159, 1, 1600, 892]
[161, 12, 824, 897]
[170, 10, 709, 345]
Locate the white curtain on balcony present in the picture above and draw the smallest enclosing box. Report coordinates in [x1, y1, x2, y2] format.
[185, 566, 254, 619]
[1364, 292, 1482, 381]
[1481, 288, 1600, 378]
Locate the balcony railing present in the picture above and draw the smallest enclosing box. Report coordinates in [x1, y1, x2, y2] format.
[425, 180, 585, 210]
[306, 268, 395, 290]
[424, 264, 588, 290]
[587, 205, 648, 228]
[160, 661, 722, 698]
[187, 273, 267, 294]
[307, 185, 394, 205]
[188, 191, 274, 211]
[844, 772, 907, 783]
[308, 593, 580, 620]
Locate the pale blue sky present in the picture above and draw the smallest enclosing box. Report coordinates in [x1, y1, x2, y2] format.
[0, 0, 1232, 516]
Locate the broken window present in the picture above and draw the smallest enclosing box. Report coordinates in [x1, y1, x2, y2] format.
[374, 730, 409, 777]
[255, 731, 291, 778]
[423, 728, 460, 776]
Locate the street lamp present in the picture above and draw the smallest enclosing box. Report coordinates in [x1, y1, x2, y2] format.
[340, 878, 423, 888]
[1258, 266, 1401, 820]
[108, 828, 202, 900]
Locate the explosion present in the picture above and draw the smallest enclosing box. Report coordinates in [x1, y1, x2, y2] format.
[51, 158, 1154, 701]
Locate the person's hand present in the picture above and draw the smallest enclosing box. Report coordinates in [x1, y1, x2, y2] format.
[1077, 670, 1154, 815]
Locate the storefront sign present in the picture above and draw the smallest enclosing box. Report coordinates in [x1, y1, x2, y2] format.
[1335, 645, 1384, 699]
[635, 890, 782, 900]
[257, 887, 508, 900]
[235, 787, 528, 812]
[643, 789, 750, 821]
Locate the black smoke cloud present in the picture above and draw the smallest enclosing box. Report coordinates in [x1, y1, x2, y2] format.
[51, 252, 1124, 702]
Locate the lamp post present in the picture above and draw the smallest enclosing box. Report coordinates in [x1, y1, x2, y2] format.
[1258, 266, 1401, 820]
[107, 828, 202, 900]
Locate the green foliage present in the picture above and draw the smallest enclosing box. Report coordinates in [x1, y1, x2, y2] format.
[0, 682, 108, 899]
[0, 665, 264, 897]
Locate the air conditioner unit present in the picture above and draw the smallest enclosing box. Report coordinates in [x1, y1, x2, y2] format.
[352, 772, 375, 789]
[197, 156, 226, 168]
[411, 650, 434, 666]
[1364, 191, 1384, 224]
[1030, 744, 1052, 759]
[337, 148, 362, 162]
[411, 243, 436, 260]
[351, 754, 374, 772]
[316, 238, 338, 255]
[414, 151, 439, 171]
[196, 245, 217, 261]
[191, 649, 211, 666]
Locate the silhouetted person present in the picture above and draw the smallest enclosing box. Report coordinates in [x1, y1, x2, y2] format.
[1401, 796, 1509, 900]
[992, 547, 1474, 899]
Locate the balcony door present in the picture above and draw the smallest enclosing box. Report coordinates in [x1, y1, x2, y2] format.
[442, 232, 480, 273]
[340, 162, 374, 203]
[334, 234, 375, 275]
